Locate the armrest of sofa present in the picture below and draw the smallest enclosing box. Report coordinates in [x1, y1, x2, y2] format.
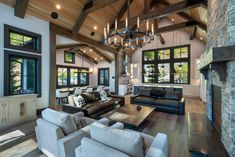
[130, 94, 140, 104]
[146, 133, 168, 157]
[77, 138, 130, 157]
[179, 98, 185, 115]
[35, 119, 64, 156]
[62, 104, 87, 115]
[58, 130, 90, 157]
[111, 95, 125, 106]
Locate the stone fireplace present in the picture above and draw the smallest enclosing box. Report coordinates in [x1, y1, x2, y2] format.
[199, 0, 235, 156]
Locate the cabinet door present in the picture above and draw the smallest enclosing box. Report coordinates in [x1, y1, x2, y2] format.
[23, 99, 36, 117]
[7, 101, 21, 122]
[0, 104, 6, 126]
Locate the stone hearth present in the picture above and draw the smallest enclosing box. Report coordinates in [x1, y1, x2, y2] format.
[199, 0, 235, 156]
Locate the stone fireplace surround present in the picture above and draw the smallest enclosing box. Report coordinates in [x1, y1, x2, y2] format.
[199, 0, 235, 156]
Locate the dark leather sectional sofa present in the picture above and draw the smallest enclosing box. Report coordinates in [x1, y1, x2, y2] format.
[130, 86, 185, 115]
[62, 90, 125, 118]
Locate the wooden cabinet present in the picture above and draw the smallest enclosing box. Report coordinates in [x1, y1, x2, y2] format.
[0, 94, 37, 130]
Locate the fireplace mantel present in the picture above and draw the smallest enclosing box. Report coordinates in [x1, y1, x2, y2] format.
[199, 46, 235, 81]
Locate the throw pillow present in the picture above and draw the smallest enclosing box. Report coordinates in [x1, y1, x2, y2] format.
[42, 108, 77, 135]
[104, 89, 112, 97]
[74, 95, 86, 107]
[99, 90, 108, 101]
[164, 91, 180, 100]
[73, 116, 87, 129]
[81, 92, 97, 103]
[90, 122, 144, 157]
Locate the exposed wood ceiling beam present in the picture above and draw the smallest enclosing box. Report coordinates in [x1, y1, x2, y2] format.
[56, 43, 87, 49]
[91, 47, 112, 63]
[154, 17, 165, 45]
[51, 23, 118, 54]
[190, 26, 197, 40]
[114, 0, 206, 29]
[14, 0, 29, 18]
[73, 49, 98, 64]
[157, 0, 207, 31]
[110, 0, 134, 32]
[156, 21, 198, 34]
[72, 0, 118, 34]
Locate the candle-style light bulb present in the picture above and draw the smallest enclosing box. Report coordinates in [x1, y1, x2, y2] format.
[125, 17, 128, 30]
[104, 28, 107, 43]
[115, 19, 117, 31]
[137, 17, 140, 30]
[146, 20, 149, 32]
[151, 24, 154, 36]
[114, 38, 117, 44]
[136, 37, 138, 45]
[107, 23, 110, 34]
[121, 38, 123, 46]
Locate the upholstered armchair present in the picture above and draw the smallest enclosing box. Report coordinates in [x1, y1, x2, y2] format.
[76, 122, 168, 157]
[35, 108, 109, 157]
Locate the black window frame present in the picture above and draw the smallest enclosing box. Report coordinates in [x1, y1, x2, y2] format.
[4, 50, 42, 97]
[56, 65, 89, 88]
[4, 24, 42, 54]
[64, 50, 75, 64]
[142, 44, 190, 84]
[98, 68, 110, 86]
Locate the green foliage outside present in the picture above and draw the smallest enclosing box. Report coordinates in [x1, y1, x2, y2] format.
[144, 51, 155, 61]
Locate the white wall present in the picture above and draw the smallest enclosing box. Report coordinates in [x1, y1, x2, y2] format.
[0, 3, 50, 109]
[132, 19, 206, 98]
[56, 49, 96, 86]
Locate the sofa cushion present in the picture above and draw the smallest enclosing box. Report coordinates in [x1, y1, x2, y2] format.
[74, 95, 86, 107]
[42, 108, 77, 135]
[154, 99, 179, 108]
[134, 96, 154, 104]
[81, 92, 99, 103]
[164, 91, 181, 100]
[80, 138, 130, 157]
[139, 88, 152, 97]
[151, 88, 165, 98]
[90, 122, 144, 157]
[68, 95, 76, 106]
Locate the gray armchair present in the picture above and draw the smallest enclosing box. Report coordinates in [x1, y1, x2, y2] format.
[35, 108, 109, 157]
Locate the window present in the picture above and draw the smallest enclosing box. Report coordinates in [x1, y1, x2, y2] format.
[56, 65, 89, 88]
[98, 68, 109, 86]
[64, 51, 75, 64]
[142, 45, 190, 84]
[4, 51, 41, 96]
[57, 68, 68, 86]
[70, 68, 78, 85]
[4, 24, 41, 53]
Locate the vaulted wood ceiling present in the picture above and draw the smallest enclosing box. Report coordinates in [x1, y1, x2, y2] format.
[1, 0, 207, 62]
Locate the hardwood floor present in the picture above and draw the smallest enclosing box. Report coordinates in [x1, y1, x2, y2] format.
[0, 97, 228, 157]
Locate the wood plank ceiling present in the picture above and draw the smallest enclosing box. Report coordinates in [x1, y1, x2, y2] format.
[0, 0, 208, 62]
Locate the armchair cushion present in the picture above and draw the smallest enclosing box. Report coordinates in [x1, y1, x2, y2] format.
[90, 122, 144, 157]
[78, 138, 130, 157]
[42, 109, 77, 135]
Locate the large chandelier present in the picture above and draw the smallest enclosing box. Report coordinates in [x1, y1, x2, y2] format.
[103, 0, 154, 49]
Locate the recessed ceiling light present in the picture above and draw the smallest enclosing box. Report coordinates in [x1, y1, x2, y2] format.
[89, 48, 92, 52]
[51, 12, 59, 19]
[94, 58, 97, 60]
[83, 50, 86, 53]
[56, 4, 61, 10]
[93, 26, 97, 30]
[101, 57, 103, 60]
[200, 37, 203, 40]
[171, 18, 174, 22]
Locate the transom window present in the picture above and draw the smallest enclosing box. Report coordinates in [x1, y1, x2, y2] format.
[142, 45, 190, 84]
[4, 24, 41, 53]
[64, 51, 75, 64]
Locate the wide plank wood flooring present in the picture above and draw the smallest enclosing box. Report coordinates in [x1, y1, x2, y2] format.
[0, 97, 229, 157]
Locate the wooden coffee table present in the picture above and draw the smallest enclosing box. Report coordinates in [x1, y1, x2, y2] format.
[101, 104, 155, 129]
